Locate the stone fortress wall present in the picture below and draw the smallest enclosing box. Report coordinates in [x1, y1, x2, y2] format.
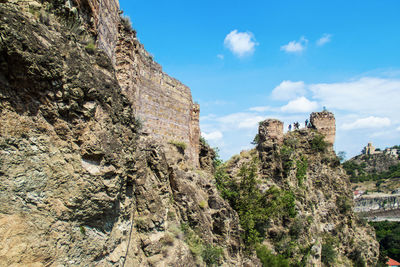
[71, 0, 200, 165]
[309, 111, 336, 145]
[258, 119, 284, 144]
[260, 111, 336, 147]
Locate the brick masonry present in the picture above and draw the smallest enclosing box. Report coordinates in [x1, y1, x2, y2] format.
[310, 111, 336, 145]
[75, 0, 200, 166]
[259, 119, 284, 144]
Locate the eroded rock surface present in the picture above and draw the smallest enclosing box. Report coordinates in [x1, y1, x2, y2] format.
[0, 2, 253, 266]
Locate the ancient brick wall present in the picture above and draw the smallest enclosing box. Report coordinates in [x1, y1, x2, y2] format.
[310, 111, 336, 145]
[71, 0, 200, 166]
[115, 26, 200, 166]
[258, 119, 284, 144]
[73, 0, 120, 64]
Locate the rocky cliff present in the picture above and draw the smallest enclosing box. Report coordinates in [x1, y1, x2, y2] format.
[218, 118, 379, 266]
[0, 0, 380, 266]
[0, 1, 254, 266]
[355, 193, 400, 222]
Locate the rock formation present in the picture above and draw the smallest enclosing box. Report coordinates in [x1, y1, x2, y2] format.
[220, 115, 379, 266]
[0, 1, 252, 265]
[0, 0, 379, 266]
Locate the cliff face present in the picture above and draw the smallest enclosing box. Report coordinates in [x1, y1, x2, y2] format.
[0, 2, 252, 266]
[355, 193, 400, 221]
[0, 1, 380, 266]
[220, 118, 379, 266]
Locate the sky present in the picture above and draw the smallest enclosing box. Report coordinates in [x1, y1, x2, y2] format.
[119, 0, 400, 160]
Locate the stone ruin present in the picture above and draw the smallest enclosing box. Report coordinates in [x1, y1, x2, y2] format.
[258, 111, 336, 146]
[310, 111, 336, 145]
[258, 119, 284, 144]
[69, 0, 201, 166]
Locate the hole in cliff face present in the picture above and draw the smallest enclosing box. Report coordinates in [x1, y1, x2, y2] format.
[82, 153, 104, 163]
[126, 179, 133, 198]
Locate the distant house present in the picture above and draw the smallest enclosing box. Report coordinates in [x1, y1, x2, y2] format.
[388, 258, 400, 267]
[353, 190, 364, 199]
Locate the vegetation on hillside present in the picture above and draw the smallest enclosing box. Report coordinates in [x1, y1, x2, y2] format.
[215, 158, 296, 249]
[343, 161, 400, 183]
[343, 145, 400, 182]
[370, 221, 400, 265]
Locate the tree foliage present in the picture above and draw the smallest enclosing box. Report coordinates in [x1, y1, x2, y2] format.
[215, 157, 296, 249]
[370, 221, 400, 264]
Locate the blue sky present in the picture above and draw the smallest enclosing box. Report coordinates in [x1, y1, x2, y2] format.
[120, 0, 400, 160]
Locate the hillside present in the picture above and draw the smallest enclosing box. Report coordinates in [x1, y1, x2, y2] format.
[0, 0, 379, 266]
[216, 118, 378, 266]
[343, 144, 400, 184]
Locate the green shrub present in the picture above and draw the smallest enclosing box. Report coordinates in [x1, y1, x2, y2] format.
[321, 241, 336, 266]
[256, 245, 290, 267]
[79, 225, 86, 236]
[289, 217, 306, 239]
[296, 156, 308, 186]
[350, 248, 366, 267]
[167, 211, 175, 220]
[169, 140, 187, 152]
[199, 200, 207, 209]
[215, 158, 297, 249]
[85, 42, 96, 54]
[160, 233, 175, 246]
[120, 15, 133, 31]
[336, 198, 352, 214]
[212, 147, 223, 168]
[310, 134, 328, 152]
[251, 133, 260, 145]
[280, 145, 294, 177]
[200, 136, 208, 146]
[370, 221, 400, 265]
[180, 223, 223, 265]
[202, 244, 223, 266]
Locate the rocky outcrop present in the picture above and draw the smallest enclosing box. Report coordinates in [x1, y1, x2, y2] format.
[199, 140, 216, 174]
[0, 2, 252, 266]
[355, 193, 400, 222]
[223, 118, 379, 266]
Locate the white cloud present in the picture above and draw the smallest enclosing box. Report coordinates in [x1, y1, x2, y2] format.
[316, 33, 332, 46]
[271, 80, 306, 100]
[217, 54, 224, 60]
[310, 77, 400, 116]
[202, 131, 223, 141]
[397, 126, 400, 131]
[281, 97, 318, 113]
[224, 30, 258, 57]
[280, 36, 308, 53]
[216, 112, 265, 130]
[342, 116, 391, 130]
[249, 106, 275, 112]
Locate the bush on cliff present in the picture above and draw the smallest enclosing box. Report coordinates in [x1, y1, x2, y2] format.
[215, 157, 296, 249]
[310, 134, 328, 152]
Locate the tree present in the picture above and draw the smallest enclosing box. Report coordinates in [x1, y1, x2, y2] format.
[337, 151, 346, 163]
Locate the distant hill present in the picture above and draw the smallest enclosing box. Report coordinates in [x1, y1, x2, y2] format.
[343, 144, 400, 183]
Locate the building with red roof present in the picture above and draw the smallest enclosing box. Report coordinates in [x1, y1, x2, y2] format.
[388, 258, 400, 267]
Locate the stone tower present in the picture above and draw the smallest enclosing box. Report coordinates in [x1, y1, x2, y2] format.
[363, 143, 376, 155]
[258, 119, 284, 144]
[310, 111, 336, 145]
